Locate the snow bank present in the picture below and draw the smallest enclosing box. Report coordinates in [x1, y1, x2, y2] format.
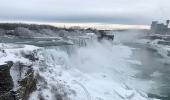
[0, 43, 39, 65]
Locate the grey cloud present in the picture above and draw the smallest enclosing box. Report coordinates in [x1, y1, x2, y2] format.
[0, 0, 169, 24]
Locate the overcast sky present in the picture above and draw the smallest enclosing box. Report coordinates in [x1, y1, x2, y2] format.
[0, 0, 169, 25]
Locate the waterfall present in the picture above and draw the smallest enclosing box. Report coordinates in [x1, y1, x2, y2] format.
[29, 36, 158, 100]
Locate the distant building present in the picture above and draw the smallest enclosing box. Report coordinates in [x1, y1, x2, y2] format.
[97, 31, 114, 41]
[150, 20, 170, 35]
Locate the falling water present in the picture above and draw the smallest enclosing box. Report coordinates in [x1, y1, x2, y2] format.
[29, 35, 158, 100]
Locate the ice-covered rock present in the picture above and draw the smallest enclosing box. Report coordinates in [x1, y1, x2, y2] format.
[0, 43, 39, 100]
[148, 39, 170, 59]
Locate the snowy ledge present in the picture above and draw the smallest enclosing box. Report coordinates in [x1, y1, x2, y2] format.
[0, 43, 40, 66]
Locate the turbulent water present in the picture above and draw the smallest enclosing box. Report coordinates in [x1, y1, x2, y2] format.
[125, 43, 170, 100]
[114, 31, 170, 100]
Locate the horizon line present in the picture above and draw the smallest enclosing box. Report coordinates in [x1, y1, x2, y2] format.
[0, 20, 150, 30]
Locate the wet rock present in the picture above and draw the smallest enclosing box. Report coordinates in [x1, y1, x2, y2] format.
[0, 61, 16, 100]
[0, 61, 37, 100]
[16, 66, 37, 100]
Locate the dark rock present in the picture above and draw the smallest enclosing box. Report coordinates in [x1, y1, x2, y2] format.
[0, 61, 37, 100]
[0, 61, 14, 93]
[0, 91, 17, 100]
[0, 61, 16, 100]
[98, 32, 114, 41]
[14, 63, 37, 100]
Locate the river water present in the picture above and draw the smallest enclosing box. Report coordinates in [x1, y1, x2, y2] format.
[125, 42, 170, 100]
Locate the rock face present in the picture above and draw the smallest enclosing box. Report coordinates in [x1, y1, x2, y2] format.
[16, 64, 37, 100]
[0, 57, 37, 100]
[0, 61, 16, 100]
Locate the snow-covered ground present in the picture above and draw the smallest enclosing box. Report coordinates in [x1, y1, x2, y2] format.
[0, 43, 39, 66]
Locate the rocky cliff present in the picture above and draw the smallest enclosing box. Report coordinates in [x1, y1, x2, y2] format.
[0, 44, 39, 100]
